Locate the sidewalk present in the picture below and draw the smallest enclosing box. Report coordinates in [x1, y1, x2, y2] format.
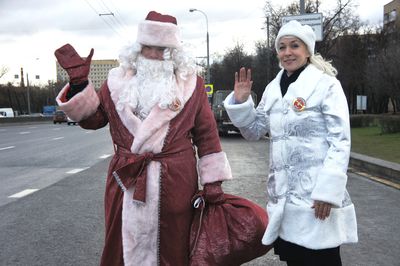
[349, 152, 400, 189]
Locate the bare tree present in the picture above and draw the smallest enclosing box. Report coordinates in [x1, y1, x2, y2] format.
[262, 0, 360, 58]
[210, 42, 253, 92]
[366, 29, 400, 113]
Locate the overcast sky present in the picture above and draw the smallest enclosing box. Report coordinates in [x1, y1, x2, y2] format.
[0, 0, 390, 84]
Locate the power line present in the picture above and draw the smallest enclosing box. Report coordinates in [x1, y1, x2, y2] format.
[106, 0, 130, 29]
[99, 0, 129, 31]
[82, 0, 125, 40]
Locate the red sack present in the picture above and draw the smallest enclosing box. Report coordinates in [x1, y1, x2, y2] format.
[189, 191, 272, 266]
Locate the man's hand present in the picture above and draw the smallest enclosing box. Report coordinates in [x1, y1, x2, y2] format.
[312, 200, 332, 220]
[234, 67, 253, 103]
[54, 43, 94, 85]
[203, 181, 225, 204]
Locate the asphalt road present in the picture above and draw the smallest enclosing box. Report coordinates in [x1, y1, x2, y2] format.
[0, 122, 113, 207]
[0, 125, 399, 266]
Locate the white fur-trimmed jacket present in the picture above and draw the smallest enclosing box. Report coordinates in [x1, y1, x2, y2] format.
[224, 64, 358, 249]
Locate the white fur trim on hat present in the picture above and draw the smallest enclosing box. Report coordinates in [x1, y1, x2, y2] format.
[137, 20, 181, 48]
[275, 20, 316, 55]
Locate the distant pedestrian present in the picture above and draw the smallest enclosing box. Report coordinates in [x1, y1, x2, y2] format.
[54, 10, 233, 266]
[224, 20, 358, 266]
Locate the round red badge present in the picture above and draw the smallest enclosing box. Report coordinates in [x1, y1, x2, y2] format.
[292, 97, 306, 111]
[168, 98, 182, 112]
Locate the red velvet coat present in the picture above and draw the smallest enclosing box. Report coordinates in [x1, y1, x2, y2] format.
[56, 67, 232, 266]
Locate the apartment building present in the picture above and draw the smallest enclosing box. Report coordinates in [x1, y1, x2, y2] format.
[384, 0, 400, 31]
[56, 59, 119, 89]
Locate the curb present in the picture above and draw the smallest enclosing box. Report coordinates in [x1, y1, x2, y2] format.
[349, 152, 400, 188]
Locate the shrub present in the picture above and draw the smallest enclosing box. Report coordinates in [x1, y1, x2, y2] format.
[350, 115, 380, 128]
[380, 115, 400, 134]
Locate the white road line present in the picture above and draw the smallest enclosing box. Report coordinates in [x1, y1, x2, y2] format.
[85, 131, 94, 134]
[52, 137, 64, 140]
[19, 131, 30, 134]
[99, 154, 112, 159]
[0, 146, 15, 151]
[66, 167, 89, 174]
[8, 189, 39, 198]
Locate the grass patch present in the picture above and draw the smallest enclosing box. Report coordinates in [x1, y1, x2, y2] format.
[351, 126, 400, 164]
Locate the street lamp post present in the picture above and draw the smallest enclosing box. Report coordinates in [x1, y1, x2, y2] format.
[189, 8, 210, 84]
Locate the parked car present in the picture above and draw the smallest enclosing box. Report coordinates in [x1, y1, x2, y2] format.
[211, 90, 257, 136]
[53, 110, 67, 124]
[67, 116, 77, 125]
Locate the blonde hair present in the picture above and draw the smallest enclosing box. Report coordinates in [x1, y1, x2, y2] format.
[309, 53, 338, 77]
[277, 37, 338, 77]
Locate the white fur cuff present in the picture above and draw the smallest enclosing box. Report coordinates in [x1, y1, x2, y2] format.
[224, 91, 257, 127]
[198, 152, 232, 185]
[56, 80, 100, 121]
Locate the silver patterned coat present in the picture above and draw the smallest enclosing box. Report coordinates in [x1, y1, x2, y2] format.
[224, 64, 358, 249]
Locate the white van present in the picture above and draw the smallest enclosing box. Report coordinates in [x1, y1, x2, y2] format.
[0, 108, 15, 118]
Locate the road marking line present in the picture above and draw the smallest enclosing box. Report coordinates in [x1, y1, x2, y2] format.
[52, 137, 64, 140]
[19, 131, 30, 134]
[99, 154, 112, 159]
[0, 146, 15, 151]
[8, 189, 39, 198]
[85, 131, 94, 134]
[66, 167, 89, 174]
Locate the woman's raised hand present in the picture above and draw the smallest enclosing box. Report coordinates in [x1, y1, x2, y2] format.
[234, 67, 253, 103]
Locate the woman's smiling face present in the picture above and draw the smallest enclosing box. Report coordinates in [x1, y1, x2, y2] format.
[277, 36, 310, 76]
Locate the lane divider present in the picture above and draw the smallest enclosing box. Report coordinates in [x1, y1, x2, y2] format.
[8, 189, 39, 198]
[0, 146, 15, 151]
[99, 154, 112, 159]
[52, 137, 64, 140]
[66, 167, 89, 174]
[19, 131, 30, 134]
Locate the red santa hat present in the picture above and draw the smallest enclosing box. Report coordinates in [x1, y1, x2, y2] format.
[136, 11, 181, 49]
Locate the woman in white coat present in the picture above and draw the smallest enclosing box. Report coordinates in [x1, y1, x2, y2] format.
[224, 20, 358, 266]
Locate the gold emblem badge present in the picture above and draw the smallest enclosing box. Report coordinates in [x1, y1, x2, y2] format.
[292, 97, 306, 111]
[168, 98, 182, 112]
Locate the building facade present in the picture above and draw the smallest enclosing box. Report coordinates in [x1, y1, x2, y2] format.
[56, 59, 119, 89]
[384, 0, 400, 32]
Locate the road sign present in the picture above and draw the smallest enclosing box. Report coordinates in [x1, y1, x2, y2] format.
[282, 13, 323, 41]
[205, 84, 213, 95]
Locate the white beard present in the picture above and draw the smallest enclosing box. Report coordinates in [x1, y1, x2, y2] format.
[117, 55, 178, 119]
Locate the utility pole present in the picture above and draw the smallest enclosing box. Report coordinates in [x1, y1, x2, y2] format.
[267, 16, 271, 83]
[300, 0, 305, 14]
[20, 67, 25, 87]
[26, 73, 31, 114]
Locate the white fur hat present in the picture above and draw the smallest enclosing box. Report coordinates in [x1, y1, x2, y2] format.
[275, 20, 316, 55]
[137, 11, 181, 48]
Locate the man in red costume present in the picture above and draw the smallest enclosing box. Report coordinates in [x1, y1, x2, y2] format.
[55, 11, 232, 266]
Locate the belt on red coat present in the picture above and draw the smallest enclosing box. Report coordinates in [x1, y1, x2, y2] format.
[112, 138, 194, 203]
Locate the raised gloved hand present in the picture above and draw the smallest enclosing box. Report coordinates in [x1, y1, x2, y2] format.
[203, 181, 225, 204]
[54, 43, 94, 85]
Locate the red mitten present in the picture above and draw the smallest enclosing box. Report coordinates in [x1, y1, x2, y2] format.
[203, 181, 225, 204]
[54, 43, 94, 85]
